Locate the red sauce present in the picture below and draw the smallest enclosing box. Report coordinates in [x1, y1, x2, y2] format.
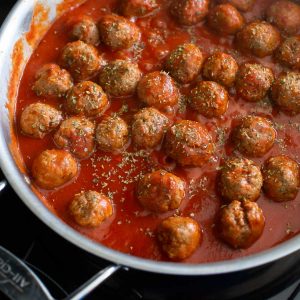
[15, 0, 300, 263]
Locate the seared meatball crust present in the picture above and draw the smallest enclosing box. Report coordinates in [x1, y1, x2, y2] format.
[157, 216, 201, 260]
[266, 0, 300, 35]
[66, 81, 109, 117]
[120, 0, 159, 17]
[236, 21, 281, 58]
[96, 116, 129, 152]
[272, 72, 300, 115]
[132, 107, 170, 149]
[99, 60, 141, 97]
[69, 190, 113, 227]
[263, 155, 300, 202]
[236, 63, 274, 102]
[20, 103, 62, 139]
[219, 157, 263, 202]
[137, 71, 180, 110]
[164, 120, 215, 167]
[32, 64, 73, 98]
[32, 149, 78, 190]
[202, 52, 238, 88]
[218, 200, 265, 249]
[98, 14, 141, 50]
[232, 115, 276, 157]
[54, 117, 95, 159]
[276, 36, 300, 70]
[165, 43, 204, 84]
[137, 170, 186, 213]
[60, 40, 102, 81]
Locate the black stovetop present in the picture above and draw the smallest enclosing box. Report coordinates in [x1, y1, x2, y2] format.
[1, 1, 300, 299]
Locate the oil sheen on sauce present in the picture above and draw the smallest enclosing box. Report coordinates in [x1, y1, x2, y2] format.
[15, 0, 300, 263]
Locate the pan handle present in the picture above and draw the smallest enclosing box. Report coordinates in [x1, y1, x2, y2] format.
[0, 244, 122, 300]
[0, 245, 54, 300]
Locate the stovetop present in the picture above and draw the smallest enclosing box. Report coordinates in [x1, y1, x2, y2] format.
[1, 1, 300, 299]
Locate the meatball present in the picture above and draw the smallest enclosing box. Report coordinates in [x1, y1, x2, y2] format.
[69, 191, 113, 227]
[170, 0, 210, 26]
[236, 21, 281, 58]
[189, 81, 229, 118]
[98, 14, 141, 50]
[218, 200, 265, 249]
[276, 36, 300, 70]
[202, 52, 238, 87]
[208, 4, 244, 36]
[164, 120, 215, 167]
[132, 107, 169, 149]
[137, 71, 180, 110]
[32, 64, 73, 98]
[54, 117, 95, 159]
[263, 155, 300, 202]
[32, 149, 78, 190]
[66, 81, 108, 117]
[71, 17, 100, 46]
[96, 116, 129, 152]
[137, 170, 186, 212]
[271, 72, 300, 115]
[20, 103, 62, 139]
[60, 41, 102, 81]
[120, 0, 159, 17]
[157, 216, 201, 260]
[218, 0, 255, 12]
[266, 0, 300, 35]
[99, 60, 141, 97]
[236, 63, 274, 102]
[219, 157, 263, 202]
[165, 44, 204, 84]
[233, 115, 276, 157]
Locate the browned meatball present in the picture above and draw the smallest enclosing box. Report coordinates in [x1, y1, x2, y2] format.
[164, 120, 215, 167]
[66, 81, 109, 117]
[233, 115, 276, 157]
[98, 14, 141, 50]
[20, 103, 62, 139]
[218, 200, 265, 249]
[263, 155, 300, 202]
[54, 117, 95, 159]
[208, 4, 244, 35]
[189, 81, 229, 118]
[218, 0, 255, 12]
[132, 107, 169, 149]
[99, 60, 141, 97]
[96, 116, 129, 152]
[157, 216, 201, 260]
[120, 0, 159, 17]
[170, 0, 210, 26]
[219, 157, 263, 202]
[32, 64, 73, 98]
[266, 0, 300, 35]
[71, 17, 100, 46]
[202, 52, 238, 87]
[165, 44, 203, 84]
[32, 149, 78, 190]
[236, 63, 274, 102]
[137, 170, 186, 212]
[69, 191, 113, 227]
[137, 71, 180, 110]
[60, 41, 102, 81]
[272, 72, 300, 115]
[276, 36, 300, 70]
[236, 21, 281, 58]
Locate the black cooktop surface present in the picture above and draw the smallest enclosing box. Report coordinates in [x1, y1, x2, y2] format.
[1, 1, 300, 299]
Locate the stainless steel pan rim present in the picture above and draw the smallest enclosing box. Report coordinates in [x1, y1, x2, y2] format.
[1, 0, 300, 276]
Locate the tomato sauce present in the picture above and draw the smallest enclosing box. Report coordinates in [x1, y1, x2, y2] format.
[15, 0, 300, 263]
